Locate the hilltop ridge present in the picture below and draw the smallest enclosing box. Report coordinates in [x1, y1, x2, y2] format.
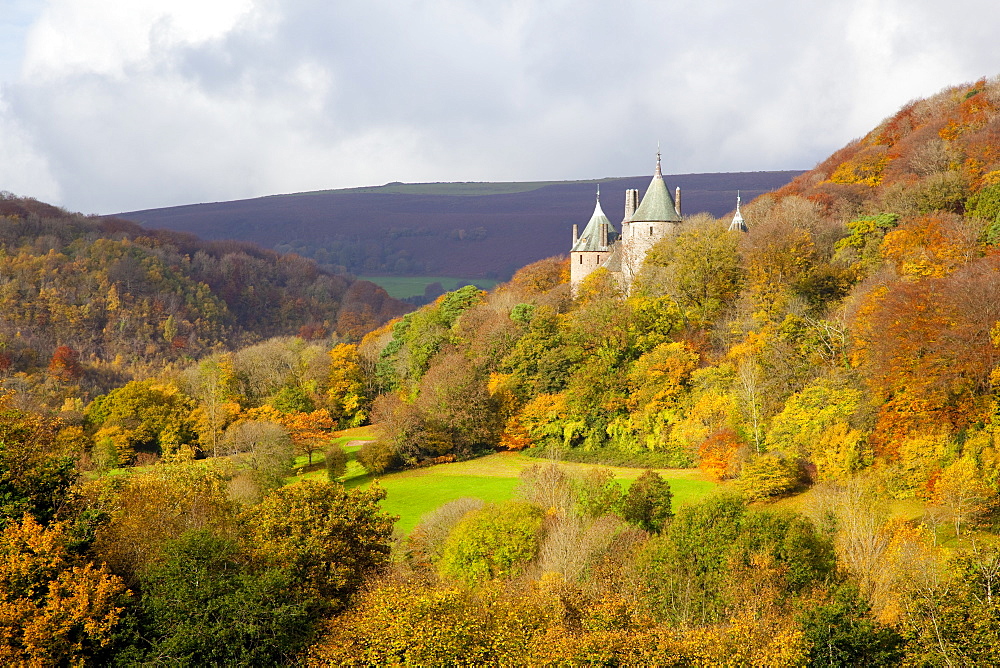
[119, 170, 803, 279]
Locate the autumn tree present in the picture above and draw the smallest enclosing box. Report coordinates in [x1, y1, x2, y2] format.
[879, 212, 980, 278]
[765, 377, 865, 468]
[852, 254, 1000, 424]
[698, 428, 741, 482]
[47, 345, 83, 380]
[934, 457, 993, 537]
[187, 356, 241, 459]
[82, 462, 237, 583]
[325, 443, 347, 483]
[0, 515, 128, 665]
[738, 454, 799, 501]
[438, 501, 545, 585]
[0, 396, 75, 528]
[242, 480, 395, 608]
[636, 214, 744, 321]
[327, 343, 368, 427]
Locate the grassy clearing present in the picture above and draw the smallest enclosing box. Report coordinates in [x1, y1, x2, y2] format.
[358, 276, 498, 299]
[287, 448, 719, 535]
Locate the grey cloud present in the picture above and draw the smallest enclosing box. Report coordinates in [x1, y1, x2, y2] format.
[1, 0, 998, 213]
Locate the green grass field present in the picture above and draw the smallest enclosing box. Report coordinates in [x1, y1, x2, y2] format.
[358, 276, 499, 299]
[287, 444, 719, 535]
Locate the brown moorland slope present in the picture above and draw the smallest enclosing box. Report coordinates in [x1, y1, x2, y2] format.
[120, 171, 803, 279]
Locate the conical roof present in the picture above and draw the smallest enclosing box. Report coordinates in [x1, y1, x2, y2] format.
[572, 191, 618, 252]
[728, 191, 748, 233]
[630, 152, 682, 223]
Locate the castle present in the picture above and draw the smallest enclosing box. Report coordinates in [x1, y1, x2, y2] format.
[570, 151, 747, 293]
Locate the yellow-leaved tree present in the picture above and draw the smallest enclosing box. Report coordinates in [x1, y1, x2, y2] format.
[0, 515, 128, 665]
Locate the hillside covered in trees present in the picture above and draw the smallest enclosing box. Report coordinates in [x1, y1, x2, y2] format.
[363, 77, 1000, 496]
[6, 77, 1000, 665]
[0, 194, 408, 407]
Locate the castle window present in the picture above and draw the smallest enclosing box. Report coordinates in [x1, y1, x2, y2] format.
[578, 255, 582, 264]
[598, 255, 602, 263]
[649, 226, 653, 236]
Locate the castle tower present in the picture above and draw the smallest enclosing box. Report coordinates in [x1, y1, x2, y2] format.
[570, 187, 618, 294]
[729, 190, 748, 233]
[619, 149, 683, 284]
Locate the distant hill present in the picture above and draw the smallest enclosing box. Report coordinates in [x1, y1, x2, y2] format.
[0, 194, 409, 400]
[119, 171, 804, 280]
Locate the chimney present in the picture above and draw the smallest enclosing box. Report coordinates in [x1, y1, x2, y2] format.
[600, 222, 608, 248]
[572, 224, 579, 245]
[675, 187, 682, 216]
[624, 189, 639, 221]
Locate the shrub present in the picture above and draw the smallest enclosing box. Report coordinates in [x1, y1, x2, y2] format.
[438, 501, 545, 584]
[738, 454, 798, 501]
[324, 443, 347, 482]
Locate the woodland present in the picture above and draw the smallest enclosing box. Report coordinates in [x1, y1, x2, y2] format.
[5, 77, 1000, 665]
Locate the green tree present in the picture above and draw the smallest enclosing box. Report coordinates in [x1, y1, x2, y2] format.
[242, 480, 395, 608]
[641, 495, 835, 626]
[438, 501, 545, 585]
[620, 470, 673, 533]
[637, 214, 744, 321]
[325, 443, 347, 482]
[0, 397, 75, 529]
[271, 385, 315, 414]
[85, 380, 195, 462]
[905, 547, 1000, 666]
[132, 529, 312, 666]
[797, 584, 905, 667]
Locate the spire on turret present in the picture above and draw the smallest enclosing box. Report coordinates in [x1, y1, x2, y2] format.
[571, 186, 618, 252]
[729, 190, 748, 233]
[630, 146, 681, 223]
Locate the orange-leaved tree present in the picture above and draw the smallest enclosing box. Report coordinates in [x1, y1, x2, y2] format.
[0, 515, 128, 665]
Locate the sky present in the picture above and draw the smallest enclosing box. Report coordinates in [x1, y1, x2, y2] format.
[0, 0, 997, 215]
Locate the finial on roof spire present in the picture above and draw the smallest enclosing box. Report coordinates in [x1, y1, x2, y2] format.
[737, 189, 741, 210]
[655, 142, 662, 177]
[597, 184, 600, 202]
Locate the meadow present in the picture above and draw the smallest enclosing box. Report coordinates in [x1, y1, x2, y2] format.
[289, 427, 719, 535]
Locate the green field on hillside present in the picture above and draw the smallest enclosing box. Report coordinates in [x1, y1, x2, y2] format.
[288, 445, 719, 535]
[359, 275, 499, 299]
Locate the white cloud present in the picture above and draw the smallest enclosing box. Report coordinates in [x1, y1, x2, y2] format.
[0, 0, 998, 213]
[0, 98, 61, 201]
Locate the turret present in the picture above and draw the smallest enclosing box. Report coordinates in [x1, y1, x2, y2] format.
[729, 190, 748, 233]
[619, 148, 683, 286]
[570, 187, 619, 294]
